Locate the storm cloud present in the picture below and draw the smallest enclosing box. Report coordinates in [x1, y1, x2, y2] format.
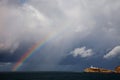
[0, 0, 120, 71]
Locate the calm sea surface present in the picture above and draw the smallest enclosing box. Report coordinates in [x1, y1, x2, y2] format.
[0, 72, 120, 80]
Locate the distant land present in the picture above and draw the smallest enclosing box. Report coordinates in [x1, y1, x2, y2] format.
[84, 65, 120, 73]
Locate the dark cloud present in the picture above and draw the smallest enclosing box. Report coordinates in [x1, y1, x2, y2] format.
[0, 0, 120, 71]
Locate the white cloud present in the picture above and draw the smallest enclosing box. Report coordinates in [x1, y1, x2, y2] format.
[104, 46, 120, 59]
[70, 47, 94, 58]
[23, 4, 49, 25]
[0, 2, 50, 52]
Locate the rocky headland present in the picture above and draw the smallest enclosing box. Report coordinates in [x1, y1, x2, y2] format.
[84, 65, 120, 73]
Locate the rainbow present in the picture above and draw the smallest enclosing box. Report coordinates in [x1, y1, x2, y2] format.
[12, 32, 55, 71]
[12, 26, 69, 71]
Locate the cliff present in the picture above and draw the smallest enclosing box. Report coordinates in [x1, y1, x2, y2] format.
[115, 66, 120, 73]
[84, 68, 114, 73]
[84, 66, 120, 73]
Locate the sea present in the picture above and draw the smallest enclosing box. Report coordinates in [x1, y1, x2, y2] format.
[0, 72, 120, 80]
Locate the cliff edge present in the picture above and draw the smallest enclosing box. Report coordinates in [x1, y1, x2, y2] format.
[84, 66, 120, 73]
[115, 66, 120, 73]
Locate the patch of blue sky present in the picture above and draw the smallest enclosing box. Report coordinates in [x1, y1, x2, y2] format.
[20, 0, 27, 4]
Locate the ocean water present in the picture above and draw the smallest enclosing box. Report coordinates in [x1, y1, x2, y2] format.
[0, 72, 120, 80]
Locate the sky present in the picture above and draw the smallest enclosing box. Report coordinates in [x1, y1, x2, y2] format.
[0, 0, 120, 71]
